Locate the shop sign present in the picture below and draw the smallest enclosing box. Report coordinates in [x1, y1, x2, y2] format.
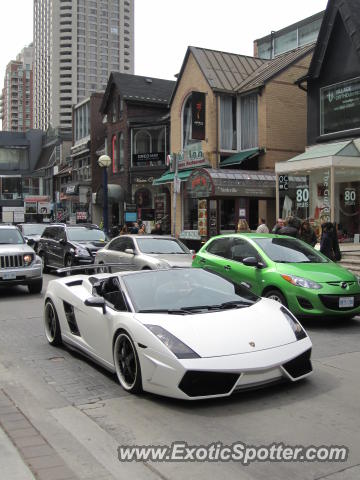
[25, 202, 37, 214]
[191, 91, 206, 140]
[132, 175, 155, 184]
[76, 211, 87, 220]
[344, 188, 356, 206]
[279, 175, 289, 191]
[37, 202, 51, 215]
[186, 171, 214, 198]
[66, 185, 77, 195]
[321, 77, 360, 135]
[296, 187, 309, 208]
[179, 230, 201, 240]
[133, 152, 164, 167]
[175, 144, 210, 170]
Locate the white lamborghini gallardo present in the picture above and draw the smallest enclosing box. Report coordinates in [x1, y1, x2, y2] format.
[44, 268, 313, 400]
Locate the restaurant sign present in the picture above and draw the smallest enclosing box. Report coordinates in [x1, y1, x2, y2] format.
[186, 170, 214, 198]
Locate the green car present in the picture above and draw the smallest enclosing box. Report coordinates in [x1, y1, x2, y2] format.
[192, 233, 360, 318]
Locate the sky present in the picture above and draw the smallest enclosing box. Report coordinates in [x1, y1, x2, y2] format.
[0, 0, 328, 87]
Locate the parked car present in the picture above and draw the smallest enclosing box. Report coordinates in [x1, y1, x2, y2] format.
[95, 235, 193, 271]
[37, 224, 107, 275]
[0, 224, 43, 293]
[43, 267, 312, 399]
[17, 223, 47, 252]
[193, 233, 360, 319]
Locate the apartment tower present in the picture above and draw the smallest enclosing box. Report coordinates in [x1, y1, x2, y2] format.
[0, 44, 34, 132]
[33, 0, 134, 134]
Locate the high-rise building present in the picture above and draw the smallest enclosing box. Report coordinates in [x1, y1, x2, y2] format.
[33, 0, 134, 134]
[0, 44, 34, 132]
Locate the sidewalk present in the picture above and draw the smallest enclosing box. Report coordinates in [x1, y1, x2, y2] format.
[0, 388, 78, 480]
[0, 425, 35, 480]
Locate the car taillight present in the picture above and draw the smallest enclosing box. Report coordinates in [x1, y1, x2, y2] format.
[192, 253, 197, 260]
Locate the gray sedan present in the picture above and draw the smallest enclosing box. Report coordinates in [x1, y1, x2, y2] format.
[94, 235, 193, 271]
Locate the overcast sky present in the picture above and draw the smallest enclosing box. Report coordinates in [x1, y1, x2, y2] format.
[0, 0, 328, 87]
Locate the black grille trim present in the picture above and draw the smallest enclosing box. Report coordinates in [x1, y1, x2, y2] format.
[297, 296, 313, 310]
[178, 371, 239, 397]
[283, 349, 312, 379]
[319, 294, 360, 311]
[63, 301, 80, 336]
[0, 254, 25, 269]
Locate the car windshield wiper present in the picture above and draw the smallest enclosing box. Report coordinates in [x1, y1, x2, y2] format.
[137, 308, 190, 315]
[219, 300, 253, 309]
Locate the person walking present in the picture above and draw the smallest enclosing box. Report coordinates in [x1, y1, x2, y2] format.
[151, 222, 164, 235]
[236, 218, 250, 233]
[277, 216, 300, 238]
[256, 218, 269, 233]
[320, 222, 341, 261]
[299, 220, 317, 247]
[272, 218, 285, 234]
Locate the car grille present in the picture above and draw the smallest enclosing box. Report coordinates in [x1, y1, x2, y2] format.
[282, 349, 312, 379]
[0, 254, 24, 269]
[178, 371, 239, 397]
[326, 281, 356, 287]
[319, 294, 360, 311]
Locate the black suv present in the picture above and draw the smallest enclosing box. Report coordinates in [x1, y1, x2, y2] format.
[37, 224, 108, 274]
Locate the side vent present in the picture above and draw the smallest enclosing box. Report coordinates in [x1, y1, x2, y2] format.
[63, 301, 81, 336]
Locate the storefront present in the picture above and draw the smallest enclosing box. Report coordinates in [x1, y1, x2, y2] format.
[181, 168, 276, 248]
[276, 140, 360, 241]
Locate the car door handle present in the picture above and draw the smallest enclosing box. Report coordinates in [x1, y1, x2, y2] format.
[224, 265, 232, 271]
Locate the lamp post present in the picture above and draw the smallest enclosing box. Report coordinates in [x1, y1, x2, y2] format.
[98, 154, 112, 235]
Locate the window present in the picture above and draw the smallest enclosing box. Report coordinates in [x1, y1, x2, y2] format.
[229, 238, 261, 263]
[220, 94, 258, 151]
[274, 30, 297, 56]
[134, 130, 151, 154]
[182, 95, 198, 149]
[206, 238, 231, 259]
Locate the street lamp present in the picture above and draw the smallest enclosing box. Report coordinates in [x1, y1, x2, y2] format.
[98, 154, 112, 235]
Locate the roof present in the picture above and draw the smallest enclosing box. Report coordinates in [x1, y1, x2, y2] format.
[171, 44, 315, 103]
[286, 140, 360, 162]
[220, 148, 262, 167]
[308, 0, 360, 79]
[0, 132, 29, 147]
[236, 43, 315, 93]
[100, 73, 176, 113]
[34, 143, 56, 171]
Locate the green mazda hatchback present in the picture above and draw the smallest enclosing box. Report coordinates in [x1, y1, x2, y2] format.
[192, 233, 360, 318]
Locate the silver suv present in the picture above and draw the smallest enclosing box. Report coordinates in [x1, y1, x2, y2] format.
[0, 225, 43, 293]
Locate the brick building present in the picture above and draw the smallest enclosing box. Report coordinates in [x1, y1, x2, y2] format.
[158, 43, 314, 243]
[98, 73, 175, 232]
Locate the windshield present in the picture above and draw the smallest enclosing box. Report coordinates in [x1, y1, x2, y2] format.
[123, 268, 259, 312]
[136, 238, 190, 254]
[0, 229, 25, 245]
[67, 228, 107, 242]
[254, 237, 328, 264]
[21, 224, 46, 236]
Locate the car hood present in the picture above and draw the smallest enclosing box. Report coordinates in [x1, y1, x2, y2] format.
[135, 298, 301, 357]
[24, 234, 41, 241]
[74, 240, 107, 250]
[147, 253, 193, 267]
[0, 244, 35, 254]
[275, 262, 356, 283]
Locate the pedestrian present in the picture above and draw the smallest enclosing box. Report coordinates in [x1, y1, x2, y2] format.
[320, 221, 341, 261]
[299, 220, 317, 247]
[151, 222, 164, 235]
[119, 224, 128, 235]
[272, 218, 285, 234]
[130, 222, 139, 234]
[277, 216, 300, 238]
[256, 218, 269, 233]
[236, 218, 250, 233]
[138, 224, 146, 235]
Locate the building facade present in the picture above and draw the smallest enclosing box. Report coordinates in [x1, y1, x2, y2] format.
[276, 0, 360, 242]
[33, 0, 134, 134]
[158, 44, 313, 245]
[98, 73, 175, 232]
[1, 44, 34, 132]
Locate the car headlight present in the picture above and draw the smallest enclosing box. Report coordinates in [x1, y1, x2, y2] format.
[23, 254, 33, 266]
[145, 325, 200, 359]
[74, 247, 90, 257]
[281, 306, 307, 340]
[281, 274, 322, 289]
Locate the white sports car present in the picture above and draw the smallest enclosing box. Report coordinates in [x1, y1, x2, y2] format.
[44, 268, 313, 400]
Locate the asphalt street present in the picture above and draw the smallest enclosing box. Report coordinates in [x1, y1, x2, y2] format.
[0, 273, 360, 480]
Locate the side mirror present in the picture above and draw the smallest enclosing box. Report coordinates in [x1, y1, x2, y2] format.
[242, 256, 260, 268]
[124, 248, 135, 255]
[27, 238, 35, 247]
[59, 238, 67, 246]
[84, 296, 106, 314]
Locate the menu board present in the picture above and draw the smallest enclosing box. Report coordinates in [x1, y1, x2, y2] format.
[198, 199, 208, 237]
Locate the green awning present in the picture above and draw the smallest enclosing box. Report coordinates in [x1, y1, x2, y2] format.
[153, 169, 195, 185]
[220, 148, 260, 167]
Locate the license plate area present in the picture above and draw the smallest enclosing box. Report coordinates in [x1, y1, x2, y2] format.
[339, 296, 354, 308]
[2, 272, 16, 280]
